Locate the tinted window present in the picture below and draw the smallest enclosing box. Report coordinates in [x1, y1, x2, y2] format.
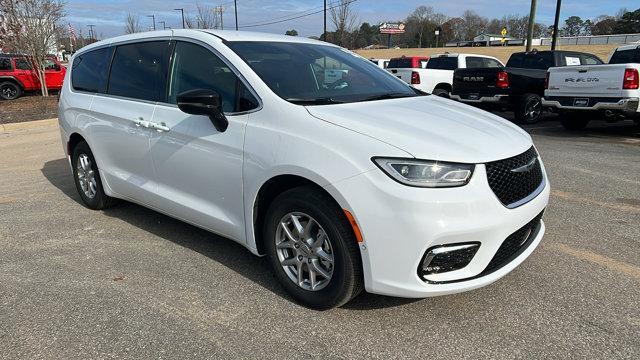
[44, 59, 58, 70]
[609, 49, 640, 64]
[465, 57, 486, 68]
[0, 57, 11, 71]
[15, 58, 32, 70]
[426, 57, 458, 70]
[108, 41, 170, 102]
[72, 47, 114, 93]
[522, 53, 554, 70]
[582, 55, 602, 65]
[483, 58, 502, 68]
[168, 41, 257, 113]
[388, 58, 413, 68]
[506, 53, 524, 67]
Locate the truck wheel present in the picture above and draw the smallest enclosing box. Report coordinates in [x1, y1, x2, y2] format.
[560, 112, 590, 131]
[432, 88, 450, 98]
[515, 94, 542, 124]
[0, 82, 21, 100]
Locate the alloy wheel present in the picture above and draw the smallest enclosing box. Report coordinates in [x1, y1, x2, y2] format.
[76, 153, 97, 199]
[524, 98, 542, 122]
[1, 85, 17, 99]
[275, 212, 334, 291]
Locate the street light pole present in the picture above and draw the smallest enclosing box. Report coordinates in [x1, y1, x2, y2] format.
[234, 0, 238, 30]
[147, 15, 156, 31]
[525, 0, 537, 52]
[323, 0, 327, 41]
[551, 0, 562, 50]
[174, 8, 185, 29]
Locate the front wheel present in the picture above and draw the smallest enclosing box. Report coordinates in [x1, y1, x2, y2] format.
[432, 88, 450, 98]
[515, 93, 543, 124]
[264, 186, 363, 309]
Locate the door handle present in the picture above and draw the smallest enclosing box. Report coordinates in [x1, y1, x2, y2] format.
[149, 122, 170, 133]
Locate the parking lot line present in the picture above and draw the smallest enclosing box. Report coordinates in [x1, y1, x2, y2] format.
[547, 243, 640, 280]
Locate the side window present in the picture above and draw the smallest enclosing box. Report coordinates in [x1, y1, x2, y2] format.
[582, 55, 602, 65]
[108, 41, 170, 102]
[609, 49, 639, 64]
[71, 47, 114, 93]
[465, 57, 486, 68]
[15, 58, 33, 70]
[44, 59, 58, 70]
[168, 41, 258, 113]
[426, 57, 457, 70]
[522, 53, 553, 70]
[483, 58, 502, 68]
[0, 57, 11, 71]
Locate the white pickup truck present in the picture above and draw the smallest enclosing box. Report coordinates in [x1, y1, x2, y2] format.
[543, 44, 640, 130]
[389, 53, 503, 97]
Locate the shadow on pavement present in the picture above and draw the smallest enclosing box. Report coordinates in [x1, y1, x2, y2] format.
[41, 158, 416, 310]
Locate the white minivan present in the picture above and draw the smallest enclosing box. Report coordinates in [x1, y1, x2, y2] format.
[58, 30, 550, 309]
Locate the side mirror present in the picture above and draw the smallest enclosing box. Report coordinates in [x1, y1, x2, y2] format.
[176, 89, 228, 132]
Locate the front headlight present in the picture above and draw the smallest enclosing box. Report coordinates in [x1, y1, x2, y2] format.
[373, 158, 475, 188]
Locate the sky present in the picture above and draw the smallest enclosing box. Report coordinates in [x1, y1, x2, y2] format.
[66, 0, 639, 39]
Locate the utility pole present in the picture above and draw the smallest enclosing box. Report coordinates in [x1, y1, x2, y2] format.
[87, 25, 95, 40]
[174, 8, 185, 29]
[234, 0, 238, 30]
[525, 0, 537, 52]
[323, 0, 327, 41]
[147, 14, 156, 31]
[551, 0, 562, 50]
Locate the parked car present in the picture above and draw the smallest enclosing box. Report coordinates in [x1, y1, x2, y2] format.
[369, 58, 390, 69]
[392, 53, 504, 96]
[543, 44, 640, 130]
[59, 30, 549, 309]
[387, 55, 430, 70]
[0, 53, 66, 100]
[450, 50, 604, 124]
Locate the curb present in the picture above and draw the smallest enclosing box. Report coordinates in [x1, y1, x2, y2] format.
[1, 118, 58, 133]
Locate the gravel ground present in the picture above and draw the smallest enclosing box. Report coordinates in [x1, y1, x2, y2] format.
[0, 117, 638, 359]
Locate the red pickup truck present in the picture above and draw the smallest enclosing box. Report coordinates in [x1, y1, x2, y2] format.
[0, 54, 66, 100]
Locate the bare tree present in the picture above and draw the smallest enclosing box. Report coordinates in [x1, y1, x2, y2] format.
[407, 6, 434, 48]
[195, 2, 220, 29]
[124, 12, 141, 34]
[1, 0, 65, 97]
[330, 0, 357, 47]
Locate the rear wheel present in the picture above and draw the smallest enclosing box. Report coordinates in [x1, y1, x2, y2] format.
[264, 186, 363, 309]
[560, 112, 590, 130]
[71, 141, 118, 210]
[0, 81, 21, 100]
[515, 93, 543, 124]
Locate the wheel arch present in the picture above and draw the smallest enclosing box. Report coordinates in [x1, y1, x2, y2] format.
[0, 76, 24, 89]
[67, 132, 87, 157]
[433, 82, 452, 92]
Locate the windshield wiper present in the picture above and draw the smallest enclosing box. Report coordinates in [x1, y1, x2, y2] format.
[285, 97, 345, 105]
[361, 93, 417, 102]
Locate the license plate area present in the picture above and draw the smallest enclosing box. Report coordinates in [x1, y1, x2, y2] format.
[573, 98, 589, 107]
[467, 93, 480, 100]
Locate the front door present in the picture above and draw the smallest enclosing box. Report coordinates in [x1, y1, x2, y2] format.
[149, 40, 260, 242]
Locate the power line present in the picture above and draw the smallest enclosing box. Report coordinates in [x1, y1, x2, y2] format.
[239, 0, 355, 29]
[240, 1, 339, 26]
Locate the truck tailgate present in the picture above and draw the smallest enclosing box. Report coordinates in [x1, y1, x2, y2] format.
[452, 68, 503, 99]
[546, 64, 626, 98]
[387, 68, 413, 84]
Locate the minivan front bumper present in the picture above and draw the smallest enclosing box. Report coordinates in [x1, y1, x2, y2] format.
[325, 160, 549, 298]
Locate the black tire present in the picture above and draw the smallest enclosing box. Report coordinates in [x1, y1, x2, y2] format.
[264, 186, 363, 309]
[515, 93, 543, 124]
[432, 88, 450, 98]
[71, 141, 118, 210]
[0, 81, 22, 100]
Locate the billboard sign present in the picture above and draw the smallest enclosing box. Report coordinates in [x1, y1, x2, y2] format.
[380, 22, 406, 34]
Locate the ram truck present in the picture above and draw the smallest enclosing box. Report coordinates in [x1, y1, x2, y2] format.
[450, 50, 603, 124]
[389, 53, 503, 97]
[543, 44, 640, 130]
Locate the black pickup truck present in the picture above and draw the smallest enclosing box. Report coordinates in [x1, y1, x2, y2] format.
[450, 50, 604, 124]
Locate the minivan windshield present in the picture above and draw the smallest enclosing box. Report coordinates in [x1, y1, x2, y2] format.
[227, 41, 421, 105]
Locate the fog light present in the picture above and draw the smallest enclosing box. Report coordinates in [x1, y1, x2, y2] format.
[420, 243, 480, 277]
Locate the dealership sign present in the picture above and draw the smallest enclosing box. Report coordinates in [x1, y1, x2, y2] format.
[379, 22, 405, 34]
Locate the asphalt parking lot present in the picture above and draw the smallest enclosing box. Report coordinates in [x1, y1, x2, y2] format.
[1, 117, 639, 359]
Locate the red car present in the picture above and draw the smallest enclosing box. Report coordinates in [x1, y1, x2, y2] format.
[387, 56, 430, 69]
[0, 54, 66, 100]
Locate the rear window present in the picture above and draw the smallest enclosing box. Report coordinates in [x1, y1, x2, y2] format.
[0, 57, 11, 71]
[388, 58, 413, 68]
[426, 57, 458, 70]
[107, 41, 170, 102]
[72, 47, 114, 93]
[506, 53, 524, 67]
[521, 53, 554, 70]
[609, 49, 640, 64]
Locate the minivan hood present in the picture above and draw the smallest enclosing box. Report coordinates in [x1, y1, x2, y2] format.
[305, 96, 532, 163]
